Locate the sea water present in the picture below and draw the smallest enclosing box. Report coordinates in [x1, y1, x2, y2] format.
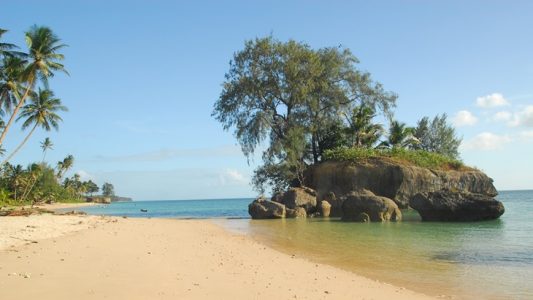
[77, 190, 533, 299]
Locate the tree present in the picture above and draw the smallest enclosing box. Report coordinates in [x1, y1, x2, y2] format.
[345, 105, 383, 148]
[413, 114, 462, 159]
[213, 36, 396, 192]
[3, 89, 67, 163]
[0, 28, 22, 58]
[40, 137, 53, 162]
[102, 182, 115, 197]
[380, 120, 418, 149]
[5, 164, 25, 201]
[0, 56, 26, 116]
[84, 180, 99, 196]
[56, 154, 74, 180]
[0, 26, 68, 147]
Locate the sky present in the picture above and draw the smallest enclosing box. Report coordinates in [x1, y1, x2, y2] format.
[1, 0, 532, 200]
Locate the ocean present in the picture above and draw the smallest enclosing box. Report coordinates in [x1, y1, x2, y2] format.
[75, 190, 533, 299]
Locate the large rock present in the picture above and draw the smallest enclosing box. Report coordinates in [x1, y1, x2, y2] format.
[248, 198, 286, 219]
[411, 190, 505, 221]
[341, 190, 402, 222]
[278, 187, 317, 213]
[286, 207, 307, 218]
[308, 160, 498, 210]
[319, 200, 332, 217]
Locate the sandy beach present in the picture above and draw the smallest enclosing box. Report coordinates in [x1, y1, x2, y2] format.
[0, 213, 435, 300]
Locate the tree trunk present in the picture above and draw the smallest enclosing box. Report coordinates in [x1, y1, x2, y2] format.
[3, 123, 38, 164]
[0, 78, 34, 147]
[311, 134, 319, 164]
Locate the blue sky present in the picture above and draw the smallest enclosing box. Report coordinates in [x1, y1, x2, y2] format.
[2, 1, 532, 200]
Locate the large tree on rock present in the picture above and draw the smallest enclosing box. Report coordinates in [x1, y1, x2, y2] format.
[213, 36, 397, 192]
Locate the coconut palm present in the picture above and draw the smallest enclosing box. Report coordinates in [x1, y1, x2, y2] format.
[345, 105, 384, 148]
[0, 26, 68, 147]
[21, 163, 42, 203]
[56, 154, 74, 180]
[3, 88, 67, 163]
[0, 29, 20, 58]
[379, 120, 419, 149]
[7, 164, 25, 201]
[0, 56, 26, 116]
[40, 137, 53, 162]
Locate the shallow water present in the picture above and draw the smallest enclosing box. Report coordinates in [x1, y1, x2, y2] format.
[77, 191, 533, 299]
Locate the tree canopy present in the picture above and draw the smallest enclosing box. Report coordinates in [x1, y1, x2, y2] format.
[413, 114, 461, 159]
[213, 36, 397, 192]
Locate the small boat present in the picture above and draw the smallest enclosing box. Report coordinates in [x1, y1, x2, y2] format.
[140, 209, 148, 212]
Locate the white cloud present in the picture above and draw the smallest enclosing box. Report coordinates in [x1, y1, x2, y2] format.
[476, 93, 510, 108]
[518, 130, 533, 140]
[461, 132, 512, 151]
[217, 169, 249, 186]
[508, 105, 533, 127]
[90, 145, 242, 162]
[225, 169, 247, 183]
[453, 110, 478, 127]
[76, 170, 96, 181]
[492, 111, 512, 122]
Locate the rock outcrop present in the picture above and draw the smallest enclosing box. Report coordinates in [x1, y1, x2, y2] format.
[308, 160, 498, 212]
[341, 190, 402, 222]
[248, 197, 286, 219]
[411, 190, 505, 221]
[274, 187, 317, 213]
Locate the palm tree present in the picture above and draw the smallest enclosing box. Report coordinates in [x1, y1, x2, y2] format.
[379, 120, 419, 149]
[0, 28, 21, 58]
[40, 137, 53, 162]
[3, 88, 67, 163]
[56, 154, 74, 180]
[0, 26, 68, 147]
[21, 163, 42, 203]
[345, 105, 384, 148]
[7, 164, 25, 202]
[0, 56, 27, 116]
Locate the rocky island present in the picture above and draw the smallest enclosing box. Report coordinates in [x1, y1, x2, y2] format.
[249, 158, 505, 222]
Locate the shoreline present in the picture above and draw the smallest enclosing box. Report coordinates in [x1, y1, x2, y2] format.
[0, 214, 434, 299]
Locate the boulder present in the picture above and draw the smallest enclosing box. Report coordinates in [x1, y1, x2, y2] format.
[248, 197, 286, 219]
[279, 187, 317, 213]
[308, 160, 498, 209]
[341, 190, 402, 222]
[410, 190, 505, 221]
[286, 207, 307, 218]
[319, 200, 332, 217]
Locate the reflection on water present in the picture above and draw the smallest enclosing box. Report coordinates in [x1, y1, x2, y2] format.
[223, 191, 533, 300]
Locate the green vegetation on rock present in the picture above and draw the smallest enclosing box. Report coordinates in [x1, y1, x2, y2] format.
[323, 147, 466, 170]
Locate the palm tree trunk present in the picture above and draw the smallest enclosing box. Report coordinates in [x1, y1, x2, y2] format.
[2, 123, 38, 164]
[0, 78, 34, 147]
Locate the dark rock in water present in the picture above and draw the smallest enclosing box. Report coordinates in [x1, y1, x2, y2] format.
[341, 190, 402, 222]
[411, 190, 505, 221]
[286, 207, 307, 218]
[248, 197, 286, 219]
[308, 160, 498, 209]
[278, 187, 317, 213]
[319, 200, 332, 217]
[140, 209, 148, 212]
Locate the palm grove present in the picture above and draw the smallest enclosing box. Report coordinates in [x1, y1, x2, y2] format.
[0, 26, 114, 205]
[213, 37, 462, 194]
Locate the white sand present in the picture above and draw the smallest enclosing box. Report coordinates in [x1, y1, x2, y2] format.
[0, 215, 435, 299]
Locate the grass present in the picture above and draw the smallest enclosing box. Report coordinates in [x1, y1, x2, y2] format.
[323, 147, 469, 171]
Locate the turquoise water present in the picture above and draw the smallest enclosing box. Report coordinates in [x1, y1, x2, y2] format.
[77, 198, 251, 218]
[76, 191, 533, 299]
